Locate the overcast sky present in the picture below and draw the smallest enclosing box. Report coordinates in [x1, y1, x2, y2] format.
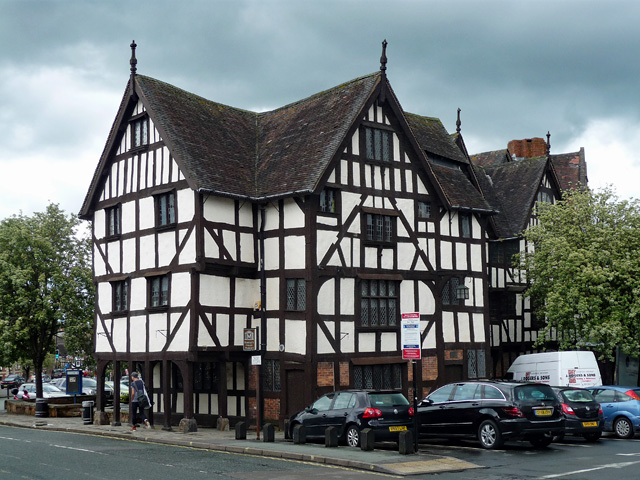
[1, 0, 639, 221]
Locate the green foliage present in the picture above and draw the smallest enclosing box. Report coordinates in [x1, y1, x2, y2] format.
[0, 204, 95, 395]
[519, 187, 640, 360]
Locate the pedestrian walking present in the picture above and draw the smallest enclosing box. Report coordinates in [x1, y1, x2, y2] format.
[130, 372, 151, 431]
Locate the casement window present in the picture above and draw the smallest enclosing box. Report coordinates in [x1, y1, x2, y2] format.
[263, 359, 281, 392]
[149, 274, 170, 308]
[106, 205, 121, 237]
[417, 201, 431, 219]
[537, 191, 552, 204]
[319, 188, 338, 214]
[489, 240, 520, 266]
[467, 349, 487, 379]
[460, 213, 472, 238]
[353, 364, 402, 390]
[193, 362, 218, 393]
[364, 127, 392, 162]
[364, 213, 395, 244]
[131, 116, 149, 149]
[112, 280, 128, 313]
[360, 279, 398, 327]
[442, 277, 461, 306]
[155, 191, 176, 227]
[286, 278, 306, 311]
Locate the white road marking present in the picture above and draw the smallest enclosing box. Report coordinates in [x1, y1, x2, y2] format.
[50, 444, 106, 455]
[539, 460, 640, 478]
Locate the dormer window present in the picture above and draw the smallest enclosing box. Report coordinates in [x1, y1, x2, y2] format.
[364, 127, 392, 162]
[131, 116, 149, 149]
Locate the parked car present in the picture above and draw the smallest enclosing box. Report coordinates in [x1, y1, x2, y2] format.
[552, 387, 603, 442]
[52, 377, 115, 405]
[106, 381, 130, 403]
[288, 390, 414, 447]
[1, 374, 25, 390]
[52, 369, 64, 378]
[15, 383, 66, 399]
[417, 380, 564, 449]
[587, 386, 640, 439]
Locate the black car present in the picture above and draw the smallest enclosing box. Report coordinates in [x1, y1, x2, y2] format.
[417, 380, 564, 449]
[552, 387, 603, 442]
[1, 374, 25, 390]
[289, 390, 414, 447]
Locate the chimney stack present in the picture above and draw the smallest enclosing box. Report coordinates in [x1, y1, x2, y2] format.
[508, 137, 547, 159]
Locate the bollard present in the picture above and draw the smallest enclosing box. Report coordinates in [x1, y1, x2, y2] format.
[360, 428, 375, 451]
[293, 424, 306, 444]
[398, 430, 415, 455]
[82, 400, 94, 425]
[283, 419, 291, 440]
[35, 398, 49, 418]
[325, 426, 339, 447]
[235, 421, 247, 440]
[263, 423, 275, 442]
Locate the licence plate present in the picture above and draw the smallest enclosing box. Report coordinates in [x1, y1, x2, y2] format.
[582, 421, 598, 427]
[389, 425, 407, 432]
[534, 409, 552, 416]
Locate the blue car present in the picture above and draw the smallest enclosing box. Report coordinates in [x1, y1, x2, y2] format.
[587, 386, 640, 438]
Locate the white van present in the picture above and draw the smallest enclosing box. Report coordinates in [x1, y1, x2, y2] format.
[506, 351, 602, 387]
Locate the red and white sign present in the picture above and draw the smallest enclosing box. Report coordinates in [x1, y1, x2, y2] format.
[401, 312, 421, 360]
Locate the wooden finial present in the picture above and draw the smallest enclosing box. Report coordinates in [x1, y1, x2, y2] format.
[546, 131, 551, 154]
[380, 39, 388, 73]
[456, 108, 462, 134]
[130, 40, 137, 76]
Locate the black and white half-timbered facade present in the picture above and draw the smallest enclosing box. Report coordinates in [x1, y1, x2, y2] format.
[80, 43, 586, 428]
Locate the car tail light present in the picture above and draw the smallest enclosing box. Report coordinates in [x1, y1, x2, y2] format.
[598, 405, 603, 415]
[625, 390, 640, 401]
[502, 406, 524, 418]
[561, 403, 576, 415]
[363, 407, 382, 418]
[408, 407, 414, 417]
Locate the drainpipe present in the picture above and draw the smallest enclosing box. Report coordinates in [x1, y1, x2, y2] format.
[258, 203, 267, 436]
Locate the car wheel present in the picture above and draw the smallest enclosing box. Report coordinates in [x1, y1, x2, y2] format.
[478, 419, 503, 450]
[529, 433, 553, 448]
[345, 425, 360, 447]
[614, 417, 634, 439]
[583, 432, 601, 442]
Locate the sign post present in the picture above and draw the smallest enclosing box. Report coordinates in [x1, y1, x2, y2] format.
[401, 312, 421, 452]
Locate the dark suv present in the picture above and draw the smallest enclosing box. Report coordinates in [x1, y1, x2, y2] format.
[417, 380, 564, 449]
[289, 390, 414, 447]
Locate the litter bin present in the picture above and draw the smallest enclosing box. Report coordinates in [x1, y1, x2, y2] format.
[82, 400, 94, 425]
[35, 398, 49, 418]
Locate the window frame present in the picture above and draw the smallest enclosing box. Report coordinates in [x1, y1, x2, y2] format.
[363, 126, 393, 163]
[319, 187, 339, 215]
[148, 274, 170, 309]
[362, 212, 396, 245]
[263, 359, 281, 392]
[111, 279, 129, 314]
[286, 278, 306, 311]
[105, 204, 121, 239]
[130, 115, 149, 150]
[442, 277, 462, 306]
[460, 213, 472, 238]
[155, 191, 176, 228]
[417, 201, 431, 220]
[359, 279, 399, 328]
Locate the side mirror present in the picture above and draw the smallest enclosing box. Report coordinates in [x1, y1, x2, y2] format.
[418, 398, 433, 407]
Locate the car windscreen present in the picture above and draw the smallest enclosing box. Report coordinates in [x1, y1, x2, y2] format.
[368, 393, 409, 407]
[514, 384, 557, 402]
[562, 389, 595, 403]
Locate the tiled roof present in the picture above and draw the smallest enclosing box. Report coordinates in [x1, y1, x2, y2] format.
[405, 113, 469, 164]
[470, 149, 510, 167]
[550, 149, 587, 191]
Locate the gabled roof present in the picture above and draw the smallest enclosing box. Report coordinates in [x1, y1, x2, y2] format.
[470, 149, 510, 167]
[405, 113, 469, 164]
[550, 148, 588, 191]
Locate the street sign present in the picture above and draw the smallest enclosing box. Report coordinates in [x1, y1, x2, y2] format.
[401, 312, 421, 360]
[243, 328, 257, 351]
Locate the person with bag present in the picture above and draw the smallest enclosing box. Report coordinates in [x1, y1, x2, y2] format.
[130, 372, 151, 431]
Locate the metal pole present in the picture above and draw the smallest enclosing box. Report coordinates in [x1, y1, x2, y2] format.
[413, 360, 419, 453]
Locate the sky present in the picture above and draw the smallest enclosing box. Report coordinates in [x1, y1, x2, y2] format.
[1, 0, 639, 221]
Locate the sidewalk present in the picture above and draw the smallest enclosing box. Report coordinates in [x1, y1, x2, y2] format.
[0, 407, 483, 476]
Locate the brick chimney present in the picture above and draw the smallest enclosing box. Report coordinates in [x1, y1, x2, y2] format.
[508, 137, 548, 159]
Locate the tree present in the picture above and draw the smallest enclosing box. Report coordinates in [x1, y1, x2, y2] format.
[519, 187, 640, 360]
[0, 203, 94, 398]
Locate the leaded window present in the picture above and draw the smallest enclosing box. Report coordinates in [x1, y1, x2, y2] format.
[193, 362, 218, 393]
[353, 364, 402, 390]
[468, 349, 486, 378]
[263, 359, 281, 392]
[112, 280, 128, 312]
[319, 188, 338, 214]
[156, 192, 176, 227]
[286, 278, 306, 311]
[106, 205, 121, 237]
[418, 201, 431, 219]
[442, 277, 460, 306]
[365, 127, 392, 162]
[460, 213, 472, 238]
[360, 279, 398, 327]
[132, 116, 149, 148]
[365, 213, 394, 243]
[149, 274, 170, 308]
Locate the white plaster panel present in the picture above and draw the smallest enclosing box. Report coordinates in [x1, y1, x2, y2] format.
[342, 193, 361, 228]
[364, 164, 371, 189]
[450, 213, 460, 237]
[440, 241, 453, 270]
[233, 318, 246, 347]
[340, 160, 348, 185]
[95, 320, 110, 352]
[422, 320, 437, 349]
[364, 247, 377, 268]
[139, 197, 155, 230]
[397, 243, 413, 271]
[381, 248, 393, 269]
[400, 280, 415, 314]
[395, 169, 402, 190]
[94, 244, 106, 277]
[264, 206, 279, 231]
[340, 278, 355, 315]
[405, 170, 413, 193]
[358, 332, 376, 352]
[443, 311, 456, 343]
[265, 317, 279, 351]
[353, 161, 360, 187]
[167, 312, 190, 351]
[171, 158, 180, 183]
[380, 332, 396, 351]
[118, 160, 125, 196]
[440, 215, 451, 237]
[157, 231, 176, 267]
[113, 317, 127, 352]
[200, 275, 230, 307]
[121, 238, 135, 273]
[177, 189, 194, 223]
[317, 231, 336, 266]
[264, 238, 280, 270]
[266, 277, 279, 311]
[284, 199, 304, 229]
[217, 314, 230, 347]
[352, 239, 360, 268]
[473, 278, 484, 307]
[198, 314, 216, 347]
[457, 312, 471, 342]
[120, 201, 135, 234]
[138, 155, 147, 190]
[317, 216, 338, 227]
[473, 313, 485, 342]
[204, 229, 219, 259]
[94, 210, 105, 240]
[129, 316, 147, 352]
[455, 243, 468, 271]
[284, 236, 305, 269]
[235, 278, 259, 309]
[98, 282, 111, 315]
[317, 322, 335, 354]
[327, 169, 335, 184]
[171, 272, 191, 306]
[393, 133, 400, 161]
[107, 242, 121, 274]
[373, 166, 382, 190]
[285, 319, 306, 355]
[492, 325, 501, 346]
[179, 230, 196, 266]
[318, 279, 335, 315]
[238, 203, 253, 228]
[470, 244, 483, 272]
[223, 230, 236, 259]
[129, 278, 146, 311]
[339, 320, 355, 353]
[419, 281, 436, 315]
[351, 131, 359, 156]
[109, 163, 117, 198]
[203, 196, 235, 224]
